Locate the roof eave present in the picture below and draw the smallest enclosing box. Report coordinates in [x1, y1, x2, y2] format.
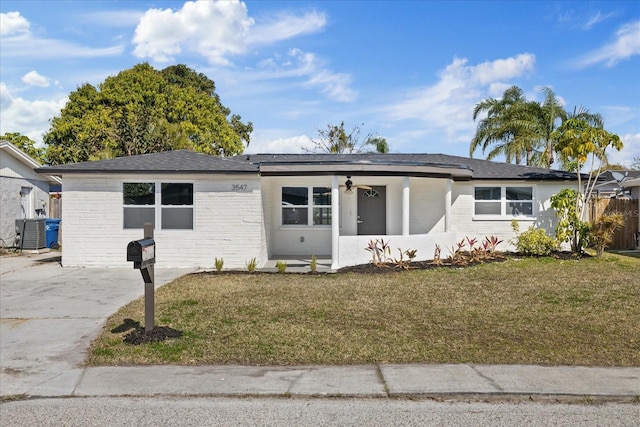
[258, 162, 474, 179]
[36, 168, 258, 176]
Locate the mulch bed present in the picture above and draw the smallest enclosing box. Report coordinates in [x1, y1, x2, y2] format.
[337, 251, 588, 274]
[123, 326, 183, 345]
[188, 251, 590, 276]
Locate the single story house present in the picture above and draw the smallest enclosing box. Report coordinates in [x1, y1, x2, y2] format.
[1, 141, 61, 248]
[592, 170, 640, 198]
[38, 150, 579, 269]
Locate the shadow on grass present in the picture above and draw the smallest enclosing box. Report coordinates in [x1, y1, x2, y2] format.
[609, 250, 640, 259]
[111, 318, 141, 333]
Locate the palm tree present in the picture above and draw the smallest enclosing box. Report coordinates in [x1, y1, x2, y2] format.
[470, 86, 572, 168]
[534, 87, 567, 167]
[470, 86, 542, 165]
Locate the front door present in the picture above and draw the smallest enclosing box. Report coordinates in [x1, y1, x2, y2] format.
[357, 186, 386, 235]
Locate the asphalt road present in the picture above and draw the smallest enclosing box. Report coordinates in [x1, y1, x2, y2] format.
[2, 397, 639, 427]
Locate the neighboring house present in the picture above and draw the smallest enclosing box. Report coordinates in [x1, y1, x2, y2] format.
[621, 177, 640, 249]
[0, 141, 62, 248]
[38, 150, 579, 269]
[592, 170, 640, 198]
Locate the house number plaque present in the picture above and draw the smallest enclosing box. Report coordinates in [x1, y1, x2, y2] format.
[232, 184, 249, 192]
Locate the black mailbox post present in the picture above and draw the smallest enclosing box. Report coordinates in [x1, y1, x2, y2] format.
[127, 223, 156, 332]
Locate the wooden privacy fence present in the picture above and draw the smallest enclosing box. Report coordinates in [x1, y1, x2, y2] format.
[49, 196, 62, 219]
[590, 198, 639, 250]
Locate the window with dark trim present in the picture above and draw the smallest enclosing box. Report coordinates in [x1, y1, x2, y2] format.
[123, 183, 155, 228]
[123, 182, 194, 229]
[474, 186, 533, 217]
[282, 186, 331, 226]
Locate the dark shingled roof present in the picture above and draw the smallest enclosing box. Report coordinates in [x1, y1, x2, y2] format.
[237, 153, 579, 181]
[37, 150, 258, 174]
[37, 150, 580, 181]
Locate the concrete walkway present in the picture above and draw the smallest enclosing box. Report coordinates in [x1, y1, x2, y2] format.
[1, 252, 638, 400]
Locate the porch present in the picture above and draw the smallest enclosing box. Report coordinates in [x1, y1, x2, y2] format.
[264, 170, 470, 269]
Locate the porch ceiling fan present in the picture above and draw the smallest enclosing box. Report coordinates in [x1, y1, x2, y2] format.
[339, 176, 372, 193]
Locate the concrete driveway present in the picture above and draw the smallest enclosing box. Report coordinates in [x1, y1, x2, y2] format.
[0, 252, 192, 396]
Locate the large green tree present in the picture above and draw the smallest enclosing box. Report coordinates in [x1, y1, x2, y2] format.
[44, 63, 252, 164]
[1, 132, 46, 164]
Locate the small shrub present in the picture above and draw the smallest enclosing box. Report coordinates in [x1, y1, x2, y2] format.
[214, 257, 224, 272]
[484, 235, 503, 252]
[365, 239, 391, 266]
[447, 239, 467, 264]
[309, 255, 317, 273]
[275, 260, 287, 273]
[590, 213, 625, 257]
[393, 248, 417, 270]
[511, 221, 557, 256]
[432, 244, 442, 265]
[246, 257, 257, 272]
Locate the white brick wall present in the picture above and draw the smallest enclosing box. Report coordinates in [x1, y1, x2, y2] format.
[60, 174, 266, 269]
[451, 181, 571, 251]
[58, 172, 576, 268]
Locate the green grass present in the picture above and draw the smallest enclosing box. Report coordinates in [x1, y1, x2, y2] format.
[87, 253, 640, 367]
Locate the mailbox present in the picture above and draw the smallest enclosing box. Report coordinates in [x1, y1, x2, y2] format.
[127, 238, 155, 270]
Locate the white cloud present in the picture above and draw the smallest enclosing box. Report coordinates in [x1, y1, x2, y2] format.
[132, 0, 327, 65]
[21, 71, 50, 87]
[0, 83, 67, 144]
[0, 11, 124, 59]
[247, 10, 326, 46]
[608, 133, 640, 167]
[0, 11, 30, 37]
[583, 11, 616, 30]
[244, 133, 313, 154]
[381, 54, 536, 144]
[600, 105, 637, 128]
[133, 0, 254, 65]
[287, 49, 356, 102]
[469, 53, 536, 85]
[1, 38, 124, 58]
[574, 20, 640, 68]
[225, 48, 357, 103]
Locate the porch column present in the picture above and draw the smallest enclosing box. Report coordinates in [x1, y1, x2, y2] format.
[331, 175, 340, 270]
[402, 176, 410, 235]
[444, 178, 452, 232]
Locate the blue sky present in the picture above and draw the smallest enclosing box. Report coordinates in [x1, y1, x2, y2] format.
[1, 0, 639, 166]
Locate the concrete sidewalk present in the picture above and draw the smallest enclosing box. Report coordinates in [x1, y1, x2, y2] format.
[1, 253, 639, 401]
[72, 364, 640, 400]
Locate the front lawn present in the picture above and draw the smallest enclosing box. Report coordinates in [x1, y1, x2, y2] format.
[87, 253, 640, 367]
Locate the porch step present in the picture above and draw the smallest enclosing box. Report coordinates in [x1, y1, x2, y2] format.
[262, 257, 332, 273]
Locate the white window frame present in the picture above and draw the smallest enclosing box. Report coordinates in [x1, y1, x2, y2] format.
[473, 184, 535, 219]
[281, 186, 332, 227]
[123, 181, 195, 230]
